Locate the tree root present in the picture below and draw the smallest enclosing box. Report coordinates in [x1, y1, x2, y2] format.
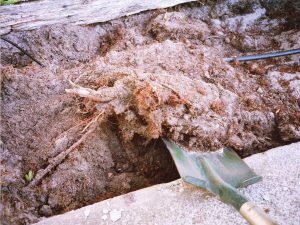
[65, 80, 117, 102]
[29, 121, 99, 187]
[64, 75, 195, 143]
[0, 36, 44, 67]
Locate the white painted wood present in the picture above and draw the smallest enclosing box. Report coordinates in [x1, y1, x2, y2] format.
[0, 0, 195, 35]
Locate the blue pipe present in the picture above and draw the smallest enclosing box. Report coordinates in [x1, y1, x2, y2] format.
[224, 48, 300, 62]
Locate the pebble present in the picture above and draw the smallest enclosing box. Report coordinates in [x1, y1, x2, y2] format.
[110, 209, 122, 222]
[249, 63, 259, 73]
[54, 136, 68, 151]
[257, 87, 263, 94]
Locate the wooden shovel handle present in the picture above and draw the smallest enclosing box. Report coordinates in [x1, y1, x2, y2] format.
[240, 202, 278, 225]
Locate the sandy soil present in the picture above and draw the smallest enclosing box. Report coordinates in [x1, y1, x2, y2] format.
[1, 0, 299, 224]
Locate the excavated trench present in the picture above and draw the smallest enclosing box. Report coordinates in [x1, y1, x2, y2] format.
[1, 1, 300, 224]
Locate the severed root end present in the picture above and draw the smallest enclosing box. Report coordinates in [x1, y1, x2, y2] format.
[65, 86, 100, 100]
[66, 82, 115, 102]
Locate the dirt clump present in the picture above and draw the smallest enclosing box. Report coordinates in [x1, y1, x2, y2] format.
[148, 11, 210, 42]
[99, 26, 125, 56]
[1, 1, 299, 224]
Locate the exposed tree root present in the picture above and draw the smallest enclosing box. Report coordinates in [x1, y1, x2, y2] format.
[29, 120, 99, 187]
[0, 36, 44, 67]
[64, 73, 196, 145]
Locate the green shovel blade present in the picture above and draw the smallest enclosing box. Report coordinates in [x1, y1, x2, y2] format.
[163, 139, 262, 209]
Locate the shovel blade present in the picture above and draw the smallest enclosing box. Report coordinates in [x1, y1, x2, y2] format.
[163, 139, 261, 189]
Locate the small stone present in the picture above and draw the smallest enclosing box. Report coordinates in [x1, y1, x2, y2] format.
[101, 214, 108, 220]
[54, 136, 68, 151]
[225, 37, 230, 44]
[257, 87, 263, 94]
[39, 205, 53, 217]
[250, 63, 259, 71]
[110, 209, 122, 222]
[49, 136, 69, 157]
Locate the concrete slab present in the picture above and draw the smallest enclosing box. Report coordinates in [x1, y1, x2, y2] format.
[34, 142, 300, 225]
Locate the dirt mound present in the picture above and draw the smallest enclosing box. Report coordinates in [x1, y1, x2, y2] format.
[1, 1, 299, 224]
[66, 40, 299, 153]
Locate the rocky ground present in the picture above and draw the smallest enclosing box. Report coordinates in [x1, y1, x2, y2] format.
[1, 0, 299, 224]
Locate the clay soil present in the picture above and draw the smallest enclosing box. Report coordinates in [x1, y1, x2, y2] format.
[1, 0, 299, 224]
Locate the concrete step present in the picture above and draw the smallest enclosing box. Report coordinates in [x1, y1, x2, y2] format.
[34, 142, 300, 225]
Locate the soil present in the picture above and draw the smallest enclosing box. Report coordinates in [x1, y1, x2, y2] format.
[1, 0, 299, 224]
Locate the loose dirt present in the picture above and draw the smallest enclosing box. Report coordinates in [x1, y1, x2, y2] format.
[1, 0, 299, 224]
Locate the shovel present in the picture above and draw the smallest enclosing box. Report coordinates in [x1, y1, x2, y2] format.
[163, 139, 277, 225]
